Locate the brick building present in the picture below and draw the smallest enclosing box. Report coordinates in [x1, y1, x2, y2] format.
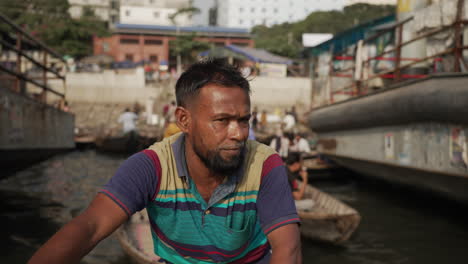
[93, 24, 254, 67]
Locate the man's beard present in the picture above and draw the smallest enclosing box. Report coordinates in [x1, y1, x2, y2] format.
[194, 142, 246, 175]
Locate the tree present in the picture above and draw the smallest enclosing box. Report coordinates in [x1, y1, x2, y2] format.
[169, 6, 201, 73]
[169, 33, 210, 66]
[252, 4, 395, 58]
[0, 0, 109, 58]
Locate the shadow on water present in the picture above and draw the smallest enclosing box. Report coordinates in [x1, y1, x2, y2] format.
[0, 150, 132, 264]
[0, 190, 62, 264]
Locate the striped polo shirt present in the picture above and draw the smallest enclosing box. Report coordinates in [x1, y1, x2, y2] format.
[101, 133, 300, 263]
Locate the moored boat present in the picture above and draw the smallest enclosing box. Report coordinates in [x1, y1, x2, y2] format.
[116, 210, 160, 264]
[297, 183, 361, 244]
[95, 131, 141, 154]
[303, 157, 345, 180]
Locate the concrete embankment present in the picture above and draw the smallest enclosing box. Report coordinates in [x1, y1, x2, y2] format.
[1, 87, 75, 175]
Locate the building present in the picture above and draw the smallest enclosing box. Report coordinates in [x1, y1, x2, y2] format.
[68, 0, 114, 21]
[345, 0, 397, 6]
[119, 0, 192, 26]
[215, 0, 345, 29]
[93, 24, 253, 66]
[68, 0, 192, 26]
[120, 0, 189, 9]
[191, 0, 216, 26]
[119, 6, 191, 26]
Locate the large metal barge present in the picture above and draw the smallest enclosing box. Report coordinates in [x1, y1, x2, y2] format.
[306, 0, 468, 203]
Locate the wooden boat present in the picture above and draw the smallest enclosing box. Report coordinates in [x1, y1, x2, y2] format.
[303, 157, 336, 170]
[297, 183, 361, 244]
[302, 156, 346, 180]
[116, 210, 160, 264]
[95, 131, 141, 154]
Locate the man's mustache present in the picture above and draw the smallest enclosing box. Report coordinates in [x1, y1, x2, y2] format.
[219, 142, 246, 150]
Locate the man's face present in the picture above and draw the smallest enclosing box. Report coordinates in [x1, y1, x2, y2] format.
[187, 84, 251, 174]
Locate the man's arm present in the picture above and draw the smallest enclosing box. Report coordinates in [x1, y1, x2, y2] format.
[28, 193, 128, 264]
[267, 224, 302, 264]
[257, 153, 302, 264]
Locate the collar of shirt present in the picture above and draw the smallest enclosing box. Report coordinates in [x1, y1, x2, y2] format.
[171, 133, 245, 208]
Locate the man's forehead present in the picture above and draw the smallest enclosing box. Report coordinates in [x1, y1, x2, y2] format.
[190, 84, 250, 111]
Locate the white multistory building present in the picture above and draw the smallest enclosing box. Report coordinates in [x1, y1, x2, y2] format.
[119, 6, 191, 26]
[345, 0, 397, 6]
[68, 0, 192, 26]
[215, 0, 345, 29]
[68, 0, 113, 21]
[120, 0, 190, 9]
[119, 0, 192, 26]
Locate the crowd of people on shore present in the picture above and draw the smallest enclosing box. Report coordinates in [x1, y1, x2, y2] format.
[248, 105, 315, 211]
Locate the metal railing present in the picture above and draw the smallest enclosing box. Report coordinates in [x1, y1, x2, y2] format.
[320, 0, 468, 105]
[0, 13, 67, 105]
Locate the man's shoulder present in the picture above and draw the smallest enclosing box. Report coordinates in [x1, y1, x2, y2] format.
[247, 140, 276, 158]
[246, 140, 282, 173]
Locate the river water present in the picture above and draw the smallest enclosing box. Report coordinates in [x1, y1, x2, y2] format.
[1, 150, 467, 264]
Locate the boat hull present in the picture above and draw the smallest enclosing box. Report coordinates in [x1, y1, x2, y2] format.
[308, 74, 468, 204]
[116, 210, 159, 264]
[297, 184, 361, 244]
[327, 153, 468, 204]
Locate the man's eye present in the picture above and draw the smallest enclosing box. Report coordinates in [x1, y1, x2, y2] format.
[215, 118, 228, 123]
[240, 118, 250, 124]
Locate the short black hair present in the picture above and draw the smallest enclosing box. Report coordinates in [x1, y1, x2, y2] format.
[175, 58, 250, 107]
[285, 152, 302, 166]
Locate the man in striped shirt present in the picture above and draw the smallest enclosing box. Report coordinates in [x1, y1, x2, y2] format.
[29, 59, 302, 264]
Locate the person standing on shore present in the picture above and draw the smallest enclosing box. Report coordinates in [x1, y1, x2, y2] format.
[118, 108, 138, 134]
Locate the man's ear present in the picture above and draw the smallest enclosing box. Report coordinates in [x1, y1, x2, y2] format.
[176, 106, 190, 133]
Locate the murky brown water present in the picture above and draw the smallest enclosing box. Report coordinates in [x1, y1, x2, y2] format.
[1, 150, 467, 263]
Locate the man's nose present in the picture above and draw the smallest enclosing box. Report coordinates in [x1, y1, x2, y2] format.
[228, 121, 247, 141]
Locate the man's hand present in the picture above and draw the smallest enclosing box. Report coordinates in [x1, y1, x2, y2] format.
[267, 224, 302, 264]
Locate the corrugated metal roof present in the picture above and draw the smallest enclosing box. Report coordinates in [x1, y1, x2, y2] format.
[200, 45, 293, 65]
[226, 45, 292, 64]
[302, 14, 396, 57]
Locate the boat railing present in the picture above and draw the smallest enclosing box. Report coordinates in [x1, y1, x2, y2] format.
[315, 0, 468, 107]
[0, 12, 68, 109]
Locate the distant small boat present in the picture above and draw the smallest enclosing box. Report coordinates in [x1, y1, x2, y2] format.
[116, 210, 160, 264]
[74, 134, 96, 150]
[303, 156, 336, 170]
[95, 131, 141, 154]
[297, 183, 361, 244]
[303, 156, 346, 180]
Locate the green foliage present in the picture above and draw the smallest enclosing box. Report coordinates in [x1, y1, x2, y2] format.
[0, 0, 109, 58]
[168, 7, 200, 25]
[168, 6, 204, 65]
[252, 3, 396, 58]
[169, 33, 210, 64]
